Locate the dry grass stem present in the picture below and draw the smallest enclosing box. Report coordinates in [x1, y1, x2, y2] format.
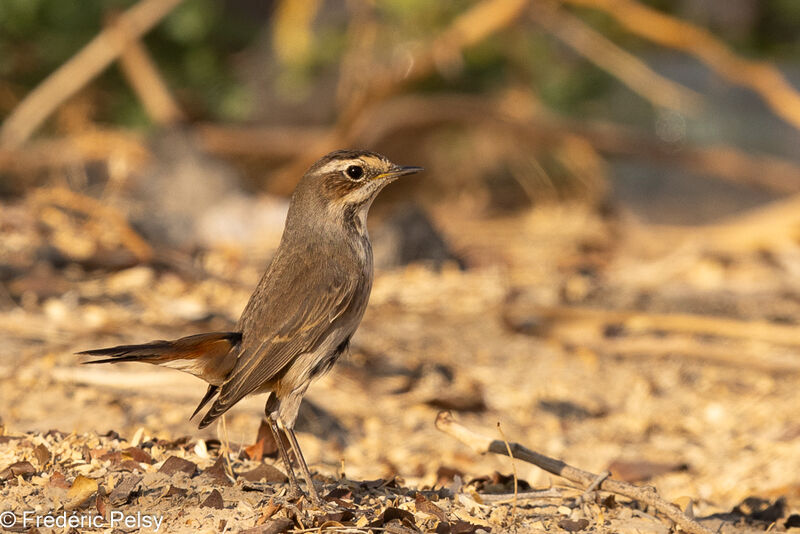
[435, 411, 715, 534]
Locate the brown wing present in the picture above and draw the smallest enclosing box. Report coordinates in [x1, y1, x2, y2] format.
[197, 260, 358, 428]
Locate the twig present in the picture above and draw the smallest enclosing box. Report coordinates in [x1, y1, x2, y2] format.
[215, 93, 800, 195]
[580, 336, 800, 374]
[435, 412, 714, 534]
[118, 36, 184, 125]
[530, 0, 702, 114]
[532, 304, 800, 348]
[579, 470, 609, 504]
[477, 488, 565, 503]
[0, 0, 185, 148]
[564, 0, 800, 131]
[32, 187, 153, 263]
[496, 422, 518, 521]
[268, 0, 532, 194]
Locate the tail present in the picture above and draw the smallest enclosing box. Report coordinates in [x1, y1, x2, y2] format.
[79, 332, 242, 418]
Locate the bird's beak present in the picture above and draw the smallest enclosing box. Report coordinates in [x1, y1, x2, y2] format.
[375, 165, 424, 181]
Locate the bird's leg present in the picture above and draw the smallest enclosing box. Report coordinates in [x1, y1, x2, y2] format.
[282, 423, 322, 506]
[266, 416, 301, 498]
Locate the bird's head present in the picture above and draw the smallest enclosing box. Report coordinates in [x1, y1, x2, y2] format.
[290, 149, 423, 233]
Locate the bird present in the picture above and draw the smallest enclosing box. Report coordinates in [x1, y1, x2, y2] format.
[79, 150, 423, 504]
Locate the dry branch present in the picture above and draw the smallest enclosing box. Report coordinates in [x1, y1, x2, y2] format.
[5, 93, 800, 197]
[0, 129, 148, 176]
[564, 0, 800, 131]
[352, 95, 800, 194]
[0, 0, 185, 148]
[529, 304, 800, 347]
[435, 412, 714, 534]
[530, 1, 702, 114]
[118, 38, 184, 125]
[32, 187, 153, 263]
[268, 0, 532, 193]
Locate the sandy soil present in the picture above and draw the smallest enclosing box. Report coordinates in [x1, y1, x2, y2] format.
[1, 199, 799, 533]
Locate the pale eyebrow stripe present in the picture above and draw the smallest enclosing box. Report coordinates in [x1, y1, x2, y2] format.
[316, 159, 362, 175]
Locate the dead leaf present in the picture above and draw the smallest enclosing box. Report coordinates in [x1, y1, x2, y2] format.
[49, 471, 70, 489]
[370, 507, 417, 528]
[256, 499, 281, 524]
[158, 455, 197, 476]
[243, 420, 278, 461]
[95, 486, 109, 517]
[426, 387, 487, 413]
[163, 485, 188, 498]
[416, 493, 447, 522]
[239, 518, 294, 534]
[202, 456, 233, 486]
[65, 475, 98, 510]
[201, 489, 224, 509]
[324, 487, 354, 506]
[108, 474, 142, 505]
[33, 443, 51, 467]
[436, 466, 463, 486]
[558, 518, 590, 532]
[122, 446, 153, 464]
[607, 460, 688, 482]
[239, 464, 287, 483]
[0, 461, 36, 480]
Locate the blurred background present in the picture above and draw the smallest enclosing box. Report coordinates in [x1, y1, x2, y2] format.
[2, 0, 800, 528]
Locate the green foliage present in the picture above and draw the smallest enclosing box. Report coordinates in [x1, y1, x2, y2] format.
[0, 0, 258, 125]
[0, 0, 794, 127]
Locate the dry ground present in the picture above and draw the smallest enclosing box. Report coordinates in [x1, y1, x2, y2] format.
[1, 197, 799, 533]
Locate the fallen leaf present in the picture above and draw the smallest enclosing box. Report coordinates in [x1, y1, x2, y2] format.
[558, 518, 590, 532]
[450, 520, 484, 534]
[256, 499, 281, 524]
[158, 456, 197, 476]
[66, 475, 98, 510]
[162, 485, 188, 498]
[122, 446, 153, 464]
[33, 444, 51, 467]
[426, 388, 487, 413]
[370, 507, 416, 528]
[0, 461, 36, 480]
[95, 486, 109, 517]
[239, 518, 294, 534]
[108, 474, 142, 505]
[416, 493, 447, 522]
[202, 456, 233, 486]
[608, 460, 688, 482]
[324, 487, 353, 506]
[436, 466, 463, 486]
[48, 471, 70, 489]
[202, 489, 224, 509]
[239, 464, 287, 483]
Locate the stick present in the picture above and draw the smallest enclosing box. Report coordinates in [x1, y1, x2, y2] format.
[435, 412, 714, 534]
[118, 37, 184, 125]
[530, 305, 800, 347]
[32, 187, 153, 263]
[530, 1, 701, 114]
[564, 0, 800, 131]
[268, 0, 532, 194]
[478, 488, 565, 503]
[0, 0, 185, 148]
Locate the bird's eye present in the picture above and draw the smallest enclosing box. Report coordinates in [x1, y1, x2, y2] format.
[346, 165, 364, 180]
